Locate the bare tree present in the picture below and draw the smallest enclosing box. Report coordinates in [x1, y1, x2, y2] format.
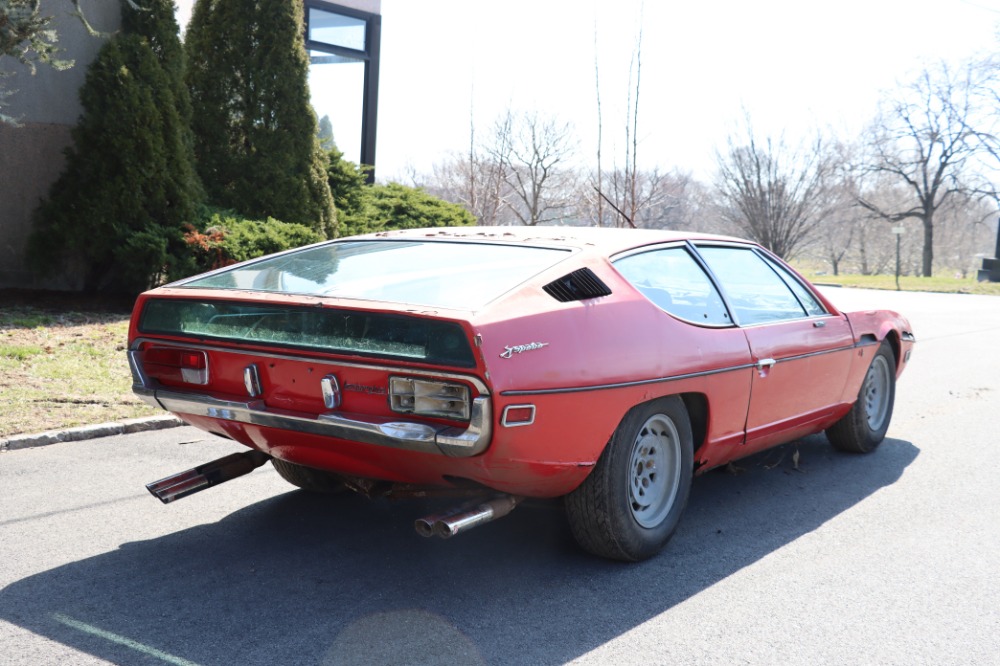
[714, 118, 834, 260]
[593, 16, 604, 227]
[857, 61, 996, 277]
[418, 108, 576, 227]
[590, 2, 652, 229]
[489, 110, 577, 226]
[419, 151, 511, 226]
[415, 101, 510, 226]
[854, 216, 897, 275]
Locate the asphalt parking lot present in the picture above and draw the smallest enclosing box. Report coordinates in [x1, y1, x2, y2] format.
[1, 287, 998, 665]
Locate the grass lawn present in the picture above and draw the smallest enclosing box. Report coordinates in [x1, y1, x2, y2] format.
[797, 271, 1000, 296]
[0, 304, 159, 438]
[1, 271, 997, 439]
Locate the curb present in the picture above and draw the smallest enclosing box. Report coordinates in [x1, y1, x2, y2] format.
[0, 415, 185, 452]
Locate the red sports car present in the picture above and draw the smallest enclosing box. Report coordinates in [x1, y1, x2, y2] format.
[129, 226, 914, 561]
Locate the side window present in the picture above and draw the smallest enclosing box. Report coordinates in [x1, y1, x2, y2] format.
[614, 247, 732, 326]
[697, 246, 807, 325]
[763, 256, 827, 316]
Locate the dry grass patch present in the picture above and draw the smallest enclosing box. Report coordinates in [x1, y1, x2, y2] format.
[0, 307, 159, 438]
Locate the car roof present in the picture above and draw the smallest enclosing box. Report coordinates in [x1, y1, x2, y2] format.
[362, 226, 747, 255]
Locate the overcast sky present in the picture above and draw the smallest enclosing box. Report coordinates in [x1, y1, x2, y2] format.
[176, 0, 1000, 182]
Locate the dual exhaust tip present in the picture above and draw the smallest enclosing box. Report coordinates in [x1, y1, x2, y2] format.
[147, 450, 522, 539]
[414, 496, 522, 539]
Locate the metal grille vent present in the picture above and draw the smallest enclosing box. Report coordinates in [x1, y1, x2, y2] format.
[543, 268, 612, 302]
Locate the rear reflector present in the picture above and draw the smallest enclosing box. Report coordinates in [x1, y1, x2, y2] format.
[501, 405, 536, 427]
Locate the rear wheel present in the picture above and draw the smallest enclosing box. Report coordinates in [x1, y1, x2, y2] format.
[566, 396, 693, 562]
[826, 340, 896, 453]
[271, 459, 347, 494]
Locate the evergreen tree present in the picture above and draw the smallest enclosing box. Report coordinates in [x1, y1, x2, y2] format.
[28, 0, 202, 293]
[317, 115, 335, 151]
[341, 183, 476, 237]
[185, 0, 335, 236]
[327, 146, 368, 221]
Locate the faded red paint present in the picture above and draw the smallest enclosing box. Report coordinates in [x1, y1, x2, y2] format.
[128, 227, 915, 498]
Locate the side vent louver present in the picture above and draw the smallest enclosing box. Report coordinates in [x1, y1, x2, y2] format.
[543, 268, 612, 303]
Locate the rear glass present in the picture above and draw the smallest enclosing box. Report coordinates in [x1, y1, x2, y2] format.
[139, 300, 476, 367]
[179, 240, 571, 310]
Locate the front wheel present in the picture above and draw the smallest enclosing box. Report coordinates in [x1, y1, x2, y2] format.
[565, 396, 693, 562]
[826, 340, 896, 453]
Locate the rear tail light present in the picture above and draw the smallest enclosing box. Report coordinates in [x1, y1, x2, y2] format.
[389, 377, 470, 421]
[143, 347, 210, 385]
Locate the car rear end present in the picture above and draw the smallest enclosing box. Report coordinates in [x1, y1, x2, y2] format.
[127, 235, 589, 497]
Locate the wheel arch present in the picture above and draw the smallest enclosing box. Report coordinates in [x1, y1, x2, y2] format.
[613, 391, 703, 446]
[680, 392, 708, 457]
[880, 328, 901, 371]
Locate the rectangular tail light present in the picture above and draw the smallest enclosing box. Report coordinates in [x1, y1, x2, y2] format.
[143, 347, 210, 386]
[389, 377, 471, 421]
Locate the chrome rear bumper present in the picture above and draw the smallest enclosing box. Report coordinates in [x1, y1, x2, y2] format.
[128, 351, 491, 457]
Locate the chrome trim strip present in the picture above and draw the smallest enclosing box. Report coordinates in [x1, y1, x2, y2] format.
[501, 343, 862, 397]
[501, 363, 757, 397]
[129, 338, 490, 394]
[128, 348, 492, 457]
[773, 343, 857, 363]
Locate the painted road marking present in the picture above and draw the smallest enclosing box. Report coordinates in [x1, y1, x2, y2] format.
[52, 613, 200, 666]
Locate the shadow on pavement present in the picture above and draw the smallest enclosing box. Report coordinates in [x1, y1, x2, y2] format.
[0, 435, 918, 665]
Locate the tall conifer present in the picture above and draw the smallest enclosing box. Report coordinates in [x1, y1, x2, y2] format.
[185, 0, 336, 236]
[28, 0, 202, 293]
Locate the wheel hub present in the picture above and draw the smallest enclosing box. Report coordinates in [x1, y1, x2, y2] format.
[628, 414, 682, 528]
[864, 355, 892, 431]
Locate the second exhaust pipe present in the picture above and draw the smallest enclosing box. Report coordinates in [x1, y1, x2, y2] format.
[415, 496, 522, 539]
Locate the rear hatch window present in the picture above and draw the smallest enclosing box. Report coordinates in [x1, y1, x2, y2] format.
[139, 300, 477, 367]
[177, 240, 571, 310]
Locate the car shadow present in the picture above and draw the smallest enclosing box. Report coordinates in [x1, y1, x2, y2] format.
[0, 435, 918, 665]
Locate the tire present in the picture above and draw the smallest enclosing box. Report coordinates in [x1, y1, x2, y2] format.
[565, 396, 694, 562]
[271, 458, 348, 494]
[826, 339, 896, 454]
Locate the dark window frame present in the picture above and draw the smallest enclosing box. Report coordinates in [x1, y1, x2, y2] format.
[691, 242, 832, 327]
[611, 242, 736, 328]
[305, 1, 381, 182]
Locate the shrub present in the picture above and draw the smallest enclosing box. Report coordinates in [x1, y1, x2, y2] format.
[173, 208, 323, 279]
[340, 182, 477, 237]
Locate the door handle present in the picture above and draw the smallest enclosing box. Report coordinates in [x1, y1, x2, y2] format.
[755, 358, 776, 377]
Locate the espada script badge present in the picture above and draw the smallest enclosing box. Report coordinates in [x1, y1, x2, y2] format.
[500, 342, 549, 359]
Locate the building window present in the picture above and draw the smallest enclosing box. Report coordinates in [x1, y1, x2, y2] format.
[308, 7, 366, 50]
[306, 2, 380, 180]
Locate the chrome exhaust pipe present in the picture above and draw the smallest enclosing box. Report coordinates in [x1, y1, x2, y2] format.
[146, 450, 270, 503]
[415, 496, 522, 539]
[414, 503, 478, 537]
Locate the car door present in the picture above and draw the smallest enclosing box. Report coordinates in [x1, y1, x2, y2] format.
[696, 245, 854, 454]
[612, 244, 755, 463]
